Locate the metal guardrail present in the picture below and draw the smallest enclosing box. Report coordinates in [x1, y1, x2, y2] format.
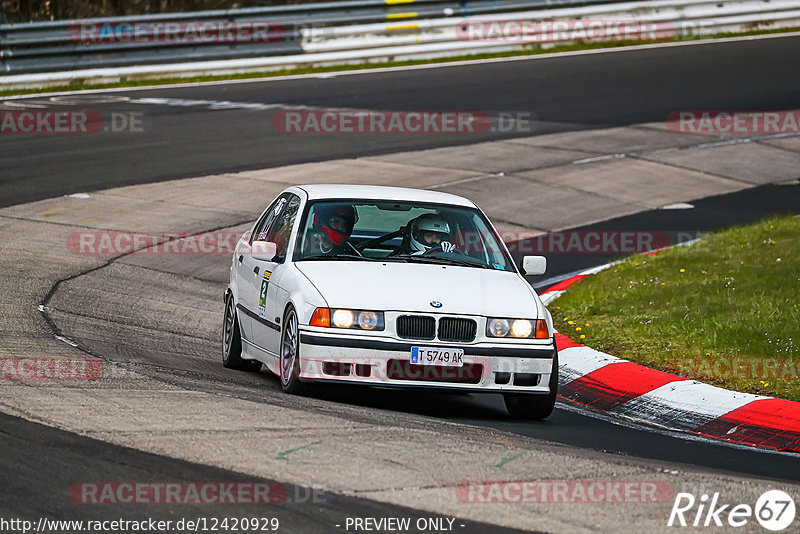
[0, 0, 798, 84]
[0, 0, 621, 75]
[301, 0, 800, 53]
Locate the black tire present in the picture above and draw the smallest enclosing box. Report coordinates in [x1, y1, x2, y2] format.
[222, 292, 262, 373]
[503, 351, 559, 420]
[279, 305, 307, 395]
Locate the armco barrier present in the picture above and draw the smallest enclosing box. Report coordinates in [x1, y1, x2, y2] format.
[301, 0, 800, 54]
[1, 0, 799, 88]
[0, 0, 609, 75]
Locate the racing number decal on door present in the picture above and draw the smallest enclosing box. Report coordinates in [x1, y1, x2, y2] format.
[258, 271, 271, 317]
[259, 271, 271, 306]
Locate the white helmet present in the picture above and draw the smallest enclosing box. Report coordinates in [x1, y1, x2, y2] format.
[409, 214, 450, 254]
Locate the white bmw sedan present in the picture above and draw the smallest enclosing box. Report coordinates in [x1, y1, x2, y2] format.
[222, 184, 558, 419]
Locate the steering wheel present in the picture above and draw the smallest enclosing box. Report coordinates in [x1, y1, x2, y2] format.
[422, 241, 459, 256]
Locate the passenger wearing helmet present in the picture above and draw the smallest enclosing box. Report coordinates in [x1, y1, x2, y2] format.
[303, 203, 360, 256]
[399, 213, 457, 255]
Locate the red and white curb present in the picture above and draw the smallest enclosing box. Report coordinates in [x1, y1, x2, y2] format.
[542, 269, 800, 454]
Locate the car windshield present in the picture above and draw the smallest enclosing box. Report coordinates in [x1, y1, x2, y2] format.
[294, 199, 515, 271]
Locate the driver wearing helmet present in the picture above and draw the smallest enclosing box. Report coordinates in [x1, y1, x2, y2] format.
[303, 203, 359, 256]
[399, 213, 457, 255]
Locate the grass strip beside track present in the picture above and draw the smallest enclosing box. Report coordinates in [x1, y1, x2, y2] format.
[550, 215, 800, 401]
[1, 26, 799, 97]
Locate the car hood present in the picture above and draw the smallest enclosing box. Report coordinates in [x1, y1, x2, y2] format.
[295, 261, 541, 317]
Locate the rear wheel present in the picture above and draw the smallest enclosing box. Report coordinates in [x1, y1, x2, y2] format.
[222, 292, 262, 373]
[279, 306, 307, 395]
[503, 352, 558, 420]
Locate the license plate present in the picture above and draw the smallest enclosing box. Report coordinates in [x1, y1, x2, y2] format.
[410, 347, 464, 367]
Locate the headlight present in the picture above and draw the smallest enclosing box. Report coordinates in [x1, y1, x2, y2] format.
[310, 308, 384, 331]
[487, 318, 510, 337]
[487, 318, 549, 339]
[511, 319, 533, 338]
[356, 310, 380, 330]
[332, 309, 354, 328]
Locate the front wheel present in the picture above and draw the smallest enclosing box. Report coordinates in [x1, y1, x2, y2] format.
[222, 292, 262, 373]
[503, 352, 558, 420]
[279, 306, 307, 395]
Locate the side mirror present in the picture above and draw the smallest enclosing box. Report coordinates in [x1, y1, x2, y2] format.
[252, 241, 278, 262]
[522, 255, 546, 276]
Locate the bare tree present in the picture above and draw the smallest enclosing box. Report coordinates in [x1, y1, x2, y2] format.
[1, 0, 323, 23]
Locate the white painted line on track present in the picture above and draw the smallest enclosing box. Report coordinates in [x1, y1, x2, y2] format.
[660, 202, 695, 210]
[568, 132, 800, 166]
[55, 336, 79, 348]
[572, 154, 623, 164]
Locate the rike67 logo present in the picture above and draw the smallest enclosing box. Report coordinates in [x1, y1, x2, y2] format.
[668, 490, 795, 531]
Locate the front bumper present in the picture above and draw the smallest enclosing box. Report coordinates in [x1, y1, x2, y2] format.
[297, 329, 556, 393]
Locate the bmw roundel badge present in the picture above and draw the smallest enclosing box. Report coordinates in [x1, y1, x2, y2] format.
[430, 301, 443, 308]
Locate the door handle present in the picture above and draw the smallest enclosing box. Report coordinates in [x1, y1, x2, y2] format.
[254, 266, 259, 275]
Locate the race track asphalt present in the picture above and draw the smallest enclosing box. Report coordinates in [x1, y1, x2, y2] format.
[2, 34, 800, 207]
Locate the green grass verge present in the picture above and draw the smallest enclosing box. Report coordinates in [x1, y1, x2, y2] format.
[1, 26, 799, 98]
[550, 214, 800, 401]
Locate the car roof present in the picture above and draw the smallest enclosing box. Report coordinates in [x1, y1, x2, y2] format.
[294, 184, 477, 208]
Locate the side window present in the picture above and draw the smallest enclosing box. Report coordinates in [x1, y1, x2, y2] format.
[257, 194, 301, 261]
[251, 195, 289, 245]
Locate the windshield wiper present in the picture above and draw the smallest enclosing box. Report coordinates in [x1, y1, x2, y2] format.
[396, 255, 491, 269]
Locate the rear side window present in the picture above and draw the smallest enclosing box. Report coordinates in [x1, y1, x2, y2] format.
[255, 194, 300, 261]
[251, 195, 288, 245]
